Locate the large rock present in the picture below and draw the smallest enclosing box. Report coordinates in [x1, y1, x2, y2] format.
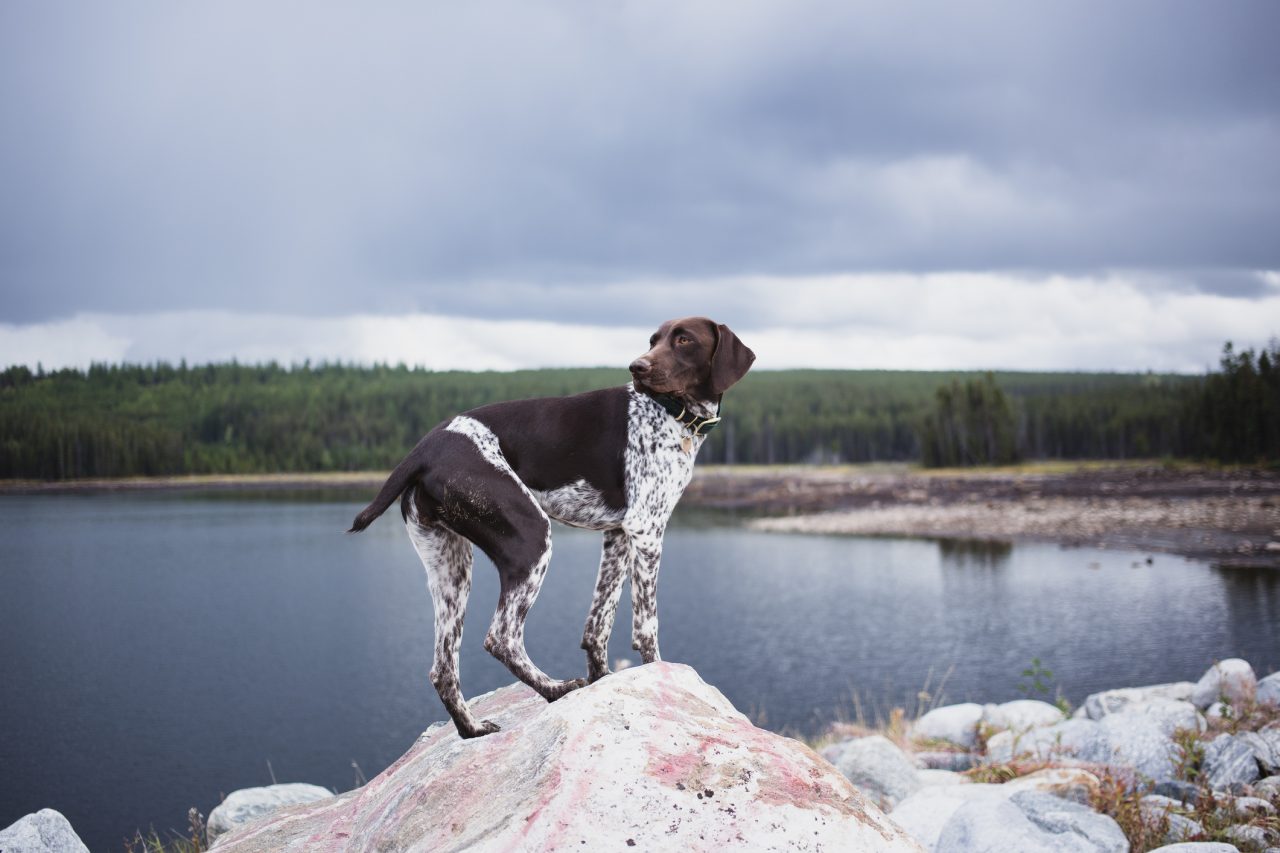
[912, 702, 984, 749]
[827, 734, 923, 810]
[1238, 728, 1280, 775]
[210, 663, 923, 852]
[1190, 659, 1257, 709]
[981, 700, 1064, 733]
[1092, 711, 1181, 783]
[1257, 671, 1280, 706]
[1147, 844, 1243, 852]
[933, 791, 1127, 853]
[890, 769, 1102, 849]
[0, 809, 89, 853]
[1203, 732, 1261, 789]
[1139, 794, 1204, 844]
[1083, 682, 1195, 720]
[207, 783, 333, 843]
[985, 718, 1100, 764]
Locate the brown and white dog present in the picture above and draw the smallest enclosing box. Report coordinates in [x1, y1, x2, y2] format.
[348, 317, 755, 737]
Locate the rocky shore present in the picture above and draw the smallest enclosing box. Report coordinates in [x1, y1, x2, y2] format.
[5, 660, 1277, 852]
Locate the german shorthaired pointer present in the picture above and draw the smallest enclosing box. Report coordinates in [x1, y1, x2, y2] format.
[348, 317, 755, 738]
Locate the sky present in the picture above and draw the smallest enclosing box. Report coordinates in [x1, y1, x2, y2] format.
[2, 1, 1278, 373]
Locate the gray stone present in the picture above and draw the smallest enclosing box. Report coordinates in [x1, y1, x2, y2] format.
[933, 792, 1127, 853]
[1224, 823, 1269, 848]
[913, 702, 984, 749]
[1258, 671, 1280, 706]
[917, 769, 971, 787]
[830, 734, 923, 810]
[208, 663, 924, 852]
[1147, 844, 1243, 852]
[1204, 733, 1262, 789]
[207, 783, 333, 843]
[985, 718, 1100, 764]
[915, 750, 978, 771]
[1191, 659, 1257, 709]
[1083, 682, 1195, 720]
[1255, 774, 1280, 798]
[982, 699, 1065, 733]
[1140, 794, 1205, 844]
[1091, 711, 1181, 783]
[1240, 728, 1280, 775]
[1113, 697, 1204, 736]
[0, 809, 89, 853]
[1154, 779, 1200, 805]
[1230, 795, 1275, 816]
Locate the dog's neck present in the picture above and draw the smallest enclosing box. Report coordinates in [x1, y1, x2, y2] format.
[635, 385, 722, 434]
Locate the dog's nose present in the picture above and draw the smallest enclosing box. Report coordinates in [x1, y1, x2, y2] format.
[629, 358, 651, 376]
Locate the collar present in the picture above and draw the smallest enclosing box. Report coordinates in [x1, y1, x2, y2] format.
[650, 392, 722, 435]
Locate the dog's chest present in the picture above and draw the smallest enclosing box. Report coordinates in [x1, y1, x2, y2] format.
[621, 388, 704, 531]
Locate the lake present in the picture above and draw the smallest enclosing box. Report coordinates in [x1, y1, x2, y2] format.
[1, 491, 1277, 849]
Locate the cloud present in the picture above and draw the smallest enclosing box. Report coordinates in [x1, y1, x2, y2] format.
[3, 273, 1275, 373]
[2, 1, 1278, 324]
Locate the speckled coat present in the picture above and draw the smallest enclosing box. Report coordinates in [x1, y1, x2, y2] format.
[349, 382, 716, 738]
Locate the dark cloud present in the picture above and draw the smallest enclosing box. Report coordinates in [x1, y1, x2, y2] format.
[2, 0, 1278, 323]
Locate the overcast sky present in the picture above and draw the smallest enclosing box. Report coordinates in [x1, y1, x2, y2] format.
[2, 1, 1278, 372]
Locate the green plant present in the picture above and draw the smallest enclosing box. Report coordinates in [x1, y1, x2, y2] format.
[1018, 657, 1054, 699]
[124, 808, 207, 853]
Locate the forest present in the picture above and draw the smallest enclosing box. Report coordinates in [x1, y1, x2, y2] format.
[1, 340, 1276, 480]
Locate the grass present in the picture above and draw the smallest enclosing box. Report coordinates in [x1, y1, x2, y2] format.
[124, 809, 207, 853]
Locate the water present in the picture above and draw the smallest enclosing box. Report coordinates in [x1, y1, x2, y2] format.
[1, 492, 1277, 849]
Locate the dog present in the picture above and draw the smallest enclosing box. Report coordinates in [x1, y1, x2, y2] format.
[348, 317, 755, 738]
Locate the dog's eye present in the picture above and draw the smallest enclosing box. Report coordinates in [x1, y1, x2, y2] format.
[676, 335, 691, 346]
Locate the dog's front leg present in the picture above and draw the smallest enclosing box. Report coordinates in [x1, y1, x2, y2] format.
[629, 531, 664, 664]
[581, 529, 631, 682]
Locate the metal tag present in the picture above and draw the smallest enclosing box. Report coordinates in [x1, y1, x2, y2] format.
[681, 435, 693, 454]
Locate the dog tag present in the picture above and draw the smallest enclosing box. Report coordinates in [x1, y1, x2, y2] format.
[681, 435, 693, 453]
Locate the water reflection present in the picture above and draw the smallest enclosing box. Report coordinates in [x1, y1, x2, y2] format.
[937, 537, 1013, 568]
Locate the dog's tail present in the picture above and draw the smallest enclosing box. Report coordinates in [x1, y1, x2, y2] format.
[347, 449, 425, 533]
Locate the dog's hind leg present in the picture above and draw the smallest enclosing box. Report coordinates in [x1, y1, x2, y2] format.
[581, 529, 631, 682]
[405, 511, 498, 739]
[481, 506, 587, 703]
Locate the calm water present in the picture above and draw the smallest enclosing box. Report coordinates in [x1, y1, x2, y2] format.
[2, 492, 1277, 849]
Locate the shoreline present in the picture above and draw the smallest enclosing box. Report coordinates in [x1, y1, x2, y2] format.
[4, 462, 1279, 568]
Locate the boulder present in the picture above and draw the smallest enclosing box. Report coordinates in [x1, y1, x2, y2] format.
[981, 700, 1064, 733]
[889, 768, 1102, 849]
[0, 809, 89, 853]
[827, 735, 923, 810]
[985, 718, 1100, 764]
[1139, 794, 1204, 844]
[1092, 711, 1181, 783]
[207, 783, 333, 843]
[209, 663, 923, 852]
[912, 702, 983, 749]
[1147, 844, 1244, 852]
[1254, 774, 1280, 798]
[1153, 779, 1200, 805]
[1257, 671, 1280, 706]
[1190, 659, 1257, 709]
[934, 791, 1127, 853]
[1203, 732, 1261, 789]
[1082, 682, 1195, 720]
[917, 769, 971, 787]
[1238, 728, 1280, 775]
[914, 750, 978, 771]
[1103, 697, 1203, 736]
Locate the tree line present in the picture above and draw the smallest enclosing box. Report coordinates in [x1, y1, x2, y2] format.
[0, 342, 1275, 480]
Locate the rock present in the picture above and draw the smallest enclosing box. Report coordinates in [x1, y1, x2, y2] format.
[828, 734, 923, 810]
[934, 791, 1127, 853]
[889, 768, 1102, 849]
[917, 769, 971, 787]
[1140, 794, 1204, 843]
[913, 702, 984, 749]
[1204, 733, 1262, 789]
[1254, 774, 1280, 798]
[1147, 844, 1243, 852]
[207, 783, 332, 843]
[985, 718, 1100, 764]
[1109, 697, 1204, 736]
[1224, 823, 1269, 848]
[1153, 779, 1200, 805]
[914, 750, 978, 771]
[1083, 682, 1195, 720]
[1191, 659, 1257, 709]
[981, 699, 1065, 733]
[1092, 710, 1181, 783]
[0, 809, 89, 853]
[1258, 671, 1280, 706]
[1229, 795, 1275, 816]
[209, 663, 923, 852]
[1239, 728, 1280, 775]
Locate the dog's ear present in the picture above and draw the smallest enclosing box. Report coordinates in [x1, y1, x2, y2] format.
[710, 324, 756, 395]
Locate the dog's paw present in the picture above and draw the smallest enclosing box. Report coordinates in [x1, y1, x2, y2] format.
[587, 666, 611, 684]
[544, 678, 588, 702]
[459, 719, 502, 739]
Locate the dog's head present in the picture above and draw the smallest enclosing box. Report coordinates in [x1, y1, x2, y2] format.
[629, 317, 756, 399]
